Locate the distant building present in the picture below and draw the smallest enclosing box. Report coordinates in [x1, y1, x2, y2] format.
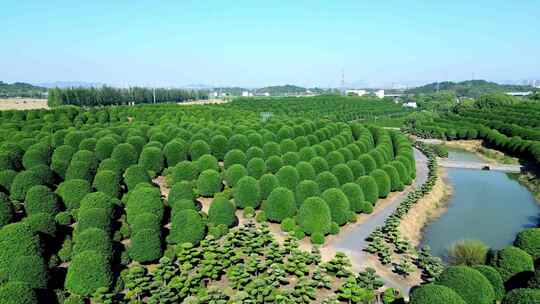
[506, 91, 533, 97]
[263, 92, 270, 97]
[241, 91, 253, 97]
[375, 89, 385, 99]
[346, 89, 367, 96]
[209, 92, 218, 98]
[403, 102, 417, 108]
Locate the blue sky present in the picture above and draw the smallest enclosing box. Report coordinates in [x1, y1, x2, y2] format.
[1, 0, 539, 88]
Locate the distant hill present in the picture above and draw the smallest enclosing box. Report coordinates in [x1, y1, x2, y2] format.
[255, 84, 307, 96]
[36, 81, 105, 88]
[406, 80, 533, 98]
[0, 81, 47, 98]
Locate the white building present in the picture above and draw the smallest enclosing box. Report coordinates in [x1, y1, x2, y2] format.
[345, 89, 367, 96]
[375, 89, 385, 99]
[403, 102, 417, 108]
[241, 91, 253, 97]
[209, 91, 218, 98]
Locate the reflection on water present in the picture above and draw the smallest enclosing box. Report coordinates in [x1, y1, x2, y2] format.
[422, 151, 539, 259]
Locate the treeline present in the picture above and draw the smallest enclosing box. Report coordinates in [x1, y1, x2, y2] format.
[47, 86, 208, 107]
[0, 81, 47, 98]
[406, 80, 533, 98]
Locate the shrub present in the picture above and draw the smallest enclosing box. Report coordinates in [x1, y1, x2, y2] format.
[92, 170, 120, 198]
[167, 209, 206, 245]
[7, 254, 49, 289]
[263, 141, 281, 158]
[10, 170, 43, 201]
[168, 181, 196, 204]
[276, 165, 299, 190]
[129, 229, 163, 263]
[97, 158, 121, 177]
[341, 182, 366, 213]
[259, 173, 279, 200]
[56, 179, 91, 210]
[111, 143, 138, 170]
[138, 147, 164, 175]
[65, 250, 113, 296]
[347, 160, 365, 179]
[281, 217, 296, 232]
[210, 135, 227, 160]
[473, 265, 505, 301]
[163, 139, 188, 166]
[261, 187, 296, 223]
[316, 171, 340, 192]
[436, 266, 495, 304]
[0, 169, 17, 192]
[64, 131, 85, 148]
[197, 154, 219, 172]
[295, 180, 320, 207]
[208, 196, 236, 227]
[79, 192, 116, 215]
[448, 239, 488, 266]
[310, 233, 325, 245]
[265, 155, 283, 174]
[228, 134, 249, 152]
[282, 152, 300, 166]
[24, 212, 57, 237]
[514, 228, 540, 260]
[51, 145, 75, 178]
[243, 206, 255, 218]
[331, 164, 354, 185]
[75, 208, 112, 236]
[233, 176, 261, 209]
[370, 169, 391, 198]
[382, 164, 404, 191]
[171, 161, 198, 183]
[357, 175, 379, 205]
[0, 222, 41, 272]
[280, 139, 298, 153]
[321, 188, 351, 226]
[22, 144, 51, 169]
[224, 164, 247, 187]
[329, 222, 340, 235]
[73, 228, 113, 260]
[502, 288, 540, 304]
[224, 149, 247, 169]
[123, 165, 151, 191]
[95, 137, 118, 161]
[196, 169, 222, 197]
[296, 196, 331, 235]
[296, 161, 316, 181]
[359, 154, 377, 174]
[247, 158, 266, 179]
[24, 185, 61, 215]
[489, 246, 534, 283]
[55, 211, 73, 226]
[125, 186, 163, 224]
[246, 147, 264, 160]
[0, 193, 14, 227]
[190, 140, 210, 161]
[409, 284, 466, 304]
[0, 281, 38, 304]
[310, 156, 329, 174]
[65, 160, 94, 182]
[255, 210, 266, 222]
[390, 161, 411, 185]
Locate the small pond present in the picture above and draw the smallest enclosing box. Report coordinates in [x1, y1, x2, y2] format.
[421, 150, 540, 258]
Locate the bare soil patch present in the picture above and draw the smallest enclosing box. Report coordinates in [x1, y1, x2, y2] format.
[0, 98, 48, 110]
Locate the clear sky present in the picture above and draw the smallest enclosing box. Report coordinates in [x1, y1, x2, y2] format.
[1, 0, 539, 88]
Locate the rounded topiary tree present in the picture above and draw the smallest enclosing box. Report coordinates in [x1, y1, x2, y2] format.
[224, 149, 247, 169]
[341, 182, 366, 213]
[196, 169, 222, 197]
[73, 228, 113, 260]
[65, 250, 112, 296]
[224, 164, 247, 187]
[228, 134, 250, 152]
[296, 161, 316, 181]
[282, 152, 300, 166]
[370, 169, 391, 198]
[295, 180, 320, 207]
[325, 151, 345, 168]
[125, 186, 163, 224]
[129, 229, 163, 263]
[247, 158, 266, 179]
[473, 265, 505, 301]
[358, 154, 377, 174]
[331, 164, 354, 185]
[163, 139, 188, 166]
[0, 281, 38, 304]
[123, 165, 151, 191]
[436, 266, 495, 304]
[409, 284, 466, 304]
[197, 154, 219, 172]
[0, 193, 14, 227]
[261, 187, 296, 223]
[296, 197, 331, 236]
[138, 147, 164, 175]
[92, 170, 120, 198]
[390, 160, 411, 185]
[167, 209, 206, 245]
[24, 212, 58, 238]
[7, 254, 49, 289]
[10, 170, 42, 201]
[0, 169, 17, 193]
[95, 137, 118, 161]
[208, 196, 236, 227]
[246, 147, 264, 160]
[190, 140, 210, 161]
[171, 161, 198, 183]
[263, 141, 281, 158]
[310, 157, 329, 174]
[25, 185, 61, 215]
[111, 143, 138, 170]
[51, 145, 75, 178]
[347, 160, 365, 179]
[489, 246, 534, 283]
[75, 208, 112, 236]
[382, 164, 404, 192]
[514, 228, 540, 260]
[233, 176, 261, 209]
[131, 213, 161, 233]
[321, 188, 351, 226]
[502, 288, 540, 304]
[265, 155, 284, 174]
[276, 165, 300, 190]
[168, 181, 196, 204]
[357, 175, 379, 205]
[210, 135, 227, 160]
[316, 171, 340, 192]
[55, 179, 91, 210]
[22, 144, 51, 170]
[259, 173, 279, 200]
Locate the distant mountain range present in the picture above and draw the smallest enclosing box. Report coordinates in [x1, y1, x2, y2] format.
[35, 81, 105, 88]
[406, 80, 534, 98]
